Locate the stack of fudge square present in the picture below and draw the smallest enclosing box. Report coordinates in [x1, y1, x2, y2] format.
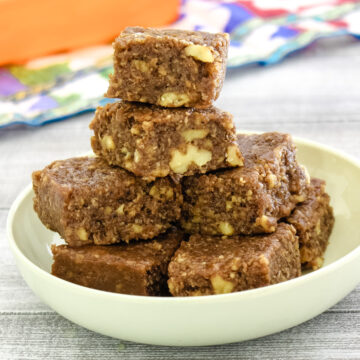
[32, 27, 334, 297]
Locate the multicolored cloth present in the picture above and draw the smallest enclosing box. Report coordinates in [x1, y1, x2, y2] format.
[1, 0, 359, 128]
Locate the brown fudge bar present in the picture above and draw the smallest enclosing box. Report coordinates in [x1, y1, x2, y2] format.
[106, 27, 229, 108]
[181, 132, 309, 236]
[32, 157, 182, 247]
[90, 101, 243, 181]
[52, 228, 183, 296]
[168, 223, 301, 296]
[287, 178, 334, 270]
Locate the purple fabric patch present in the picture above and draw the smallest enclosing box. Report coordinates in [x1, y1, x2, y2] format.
[0, 69, 27, 96]
[194, 25, 205, 31]
[271, 26, 300, 39]
[29, 95, 58, 111]
[221, 3, 254, 33]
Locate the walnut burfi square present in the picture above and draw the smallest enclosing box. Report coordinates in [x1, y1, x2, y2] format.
[106, 27, 229, 108]
[32, 157, 182, 247]
[287, 178, 334, 270]
[52, 228, 183, 296]
[90, 101, 243, 181]
[168, 223, 301, 296]
[181, 132, 309, 236]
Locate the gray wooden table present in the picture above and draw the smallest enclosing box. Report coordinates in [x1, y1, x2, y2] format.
[1, 36, 360, 359]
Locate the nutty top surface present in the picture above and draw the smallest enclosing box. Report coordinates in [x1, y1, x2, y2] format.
[237, 132, 293, 166]
[206, 132, 295, 180]
[39, 156, 145, 189]
[117, 27, 229, 49]
[175, 223, 296, 271]
[287, 177, 330, 229]
[52, 228, 183, 271]
[92, 101, 233, 127]
[188, 223, 295, 258]
[307, 178, 326, 198]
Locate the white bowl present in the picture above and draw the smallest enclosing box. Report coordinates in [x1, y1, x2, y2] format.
[7, 136, 360, 346]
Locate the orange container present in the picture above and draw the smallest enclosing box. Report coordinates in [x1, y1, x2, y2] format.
[0, 0, 180, 65]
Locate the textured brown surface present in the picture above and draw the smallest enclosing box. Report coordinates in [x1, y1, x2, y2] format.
[32, 157, 182, 247]
[52, 228, 183, 296]
[168, 223, 301, 296]
[181, 132, 309, 236]
[106, 27, 229, 108]
[287, 178, 334, 270]
[2, 40, 359, 357]
[90, 101, 243, 181]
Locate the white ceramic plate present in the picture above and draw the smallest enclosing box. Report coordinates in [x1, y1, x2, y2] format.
[7, 136, 360, 346]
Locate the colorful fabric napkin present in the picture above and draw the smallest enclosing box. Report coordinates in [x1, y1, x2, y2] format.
[1, 0, 359, 128]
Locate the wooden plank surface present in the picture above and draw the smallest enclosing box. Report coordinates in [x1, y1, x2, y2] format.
[1, 36, 360, 359]
[1, 312, 360, 359]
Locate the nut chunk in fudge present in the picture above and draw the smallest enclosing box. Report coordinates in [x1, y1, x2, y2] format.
[106, 27, 229, 108]
[287, 178, 334, 270]
[52, 228, 183, 296]
[90, 101, 243, 181]
[32, 157, 182, 247]
[181, 132, 309, 236]
[168, 223, 301, 296]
